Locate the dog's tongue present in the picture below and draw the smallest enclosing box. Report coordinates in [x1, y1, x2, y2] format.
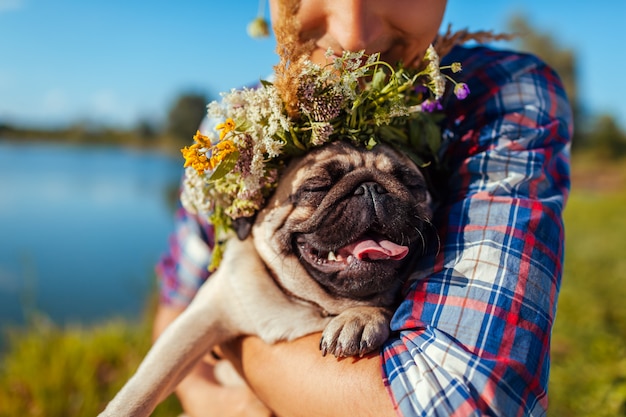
[343, 238, 409, 261]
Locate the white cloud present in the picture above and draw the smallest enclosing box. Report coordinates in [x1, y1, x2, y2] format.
[2, 84, 142, 126]
[39, 88, 130, 124]
[0, 0, 25, 13]
[88, 89, 139, 126]
[90, 89, 118, 117]
[41, 88, 70, 116]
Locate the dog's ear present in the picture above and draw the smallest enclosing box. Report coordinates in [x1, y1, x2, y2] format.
[233, 215, 256, 240]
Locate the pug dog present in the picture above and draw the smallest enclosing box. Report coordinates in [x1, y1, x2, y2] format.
[98, 141, 434, 417]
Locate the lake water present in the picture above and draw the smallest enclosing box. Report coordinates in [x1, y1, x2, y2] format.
[0, 140, 183, 329]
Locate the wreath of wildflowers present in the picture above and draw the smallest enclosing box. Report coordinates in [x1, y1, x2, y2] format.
[180, 45, 469, 269]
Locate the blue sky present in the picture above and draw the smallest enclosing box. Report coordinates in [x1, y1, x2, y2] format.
[1, 0, 624, 129]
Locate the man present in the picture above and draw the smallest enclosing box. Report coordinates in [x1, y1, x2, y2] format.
[155, 0, 572, 415]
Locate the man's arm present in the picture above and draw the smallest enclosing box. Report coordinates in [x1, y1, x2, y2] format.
[378, 47, 572, 416]
[153, 304, 273, 417]
[222, 333, 398, 417]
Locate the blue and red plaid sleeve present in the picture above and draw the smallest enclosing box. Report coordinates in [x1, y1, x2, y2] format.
[155, 204, 214, 307]
[381, 46, 572, 416]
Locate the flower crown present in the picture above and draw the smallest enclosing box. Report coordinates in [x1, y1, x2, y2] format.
[180, 45, 468, 269]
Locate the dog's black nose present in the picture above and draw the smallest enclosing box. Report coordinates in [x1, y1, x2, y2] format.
[354, 181, 387, 196]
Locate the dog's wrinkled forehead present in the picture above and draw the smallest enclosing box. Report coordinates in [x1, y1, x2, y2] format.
[291, 142, 415, 184]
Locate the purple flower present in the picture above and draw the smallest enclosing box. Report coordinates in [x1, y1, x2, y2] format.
[420, 99, 443, 113]
[234, 134, 254, 177]
[413, 85, 429, 95]
[454, 83, 470, 100]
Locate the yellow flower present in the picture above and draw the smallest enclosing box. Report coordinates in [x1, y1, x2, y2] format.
[209, 140, 237, 168]
[181, 143, 211, 174]
[216, 118, 236, 140]
[193, 130, 212, 147]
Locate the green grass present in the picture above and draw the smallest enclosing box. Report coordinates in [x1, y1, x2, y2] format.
[0, 154, 625, 416]
[548, 163, 626, 416]
[0, 314, 182, 417]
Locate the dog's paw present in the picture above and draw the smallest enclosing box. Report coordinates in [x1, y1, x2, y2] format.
[319, 307, 391, 357]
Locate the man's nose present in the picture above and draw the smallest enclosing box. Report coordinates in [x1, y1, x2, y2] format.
[326, 0, 385, 54]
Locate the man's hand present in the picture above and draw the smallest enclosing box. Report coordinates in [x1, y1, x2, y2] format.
[174, 357, 273, 417]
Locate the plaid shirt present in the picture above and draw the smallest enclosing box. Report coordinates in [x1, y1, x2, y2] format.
[156, 45, 572, 416]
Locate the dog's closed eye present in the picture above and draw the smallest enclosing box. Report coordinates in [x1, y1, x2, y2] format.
[290, 176, 334, 204]
[392, 166, 427, 189]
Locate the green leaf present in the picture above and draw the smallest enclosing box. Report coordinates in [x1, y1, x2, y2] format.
[237, 119, 252, 131]
[378, 124, 408, 144]
[425, 121, 442, 157]
[407, 115, 432, 152]
[208, 243, 224, 272]
[366, 137, 378, 149]
[209, 150, 240, 181]
[371, 68, 387, 90]
[289, 128, 307, 150]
